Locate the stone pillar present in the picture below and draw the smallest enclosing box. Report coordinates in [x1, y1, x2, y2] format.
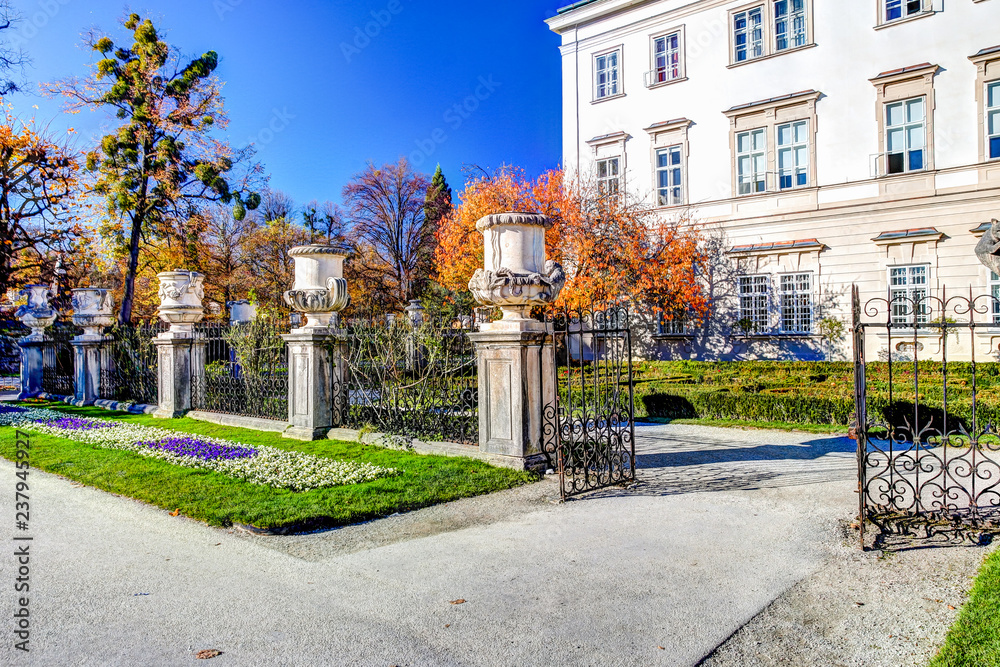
[70, 288, 114, 406]
[15, 285, 57, 399]
[467, 213, 566, 469]
[282, 245, 350, 440]
[152, 270, 205, 418]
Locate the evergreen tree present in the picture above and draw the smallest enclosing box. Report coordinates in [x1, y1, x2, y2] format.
[424, 164, 453, 228]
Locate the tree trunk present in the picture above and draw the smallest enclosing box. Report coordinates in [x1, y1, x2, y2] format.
[118, 213, 143, 325]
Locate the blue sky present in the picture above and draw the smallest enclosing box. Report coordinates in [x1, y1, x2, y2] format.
[9, 0, 566, 206]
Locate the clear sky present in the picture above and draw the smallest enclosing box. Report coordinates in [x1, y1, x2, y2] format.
[8, 0, 567, 206]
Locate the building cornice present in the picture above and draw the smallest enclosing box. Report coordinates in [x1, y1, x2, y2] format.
[969, 44, 1000, 65]
[868, 62, 940, 87]
[871, 227, 944, 245]
[723, 90, 822, 118]
[643, 117, 693, 134]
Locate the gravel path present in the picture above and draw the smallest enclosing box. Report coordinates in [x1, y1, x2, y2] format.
[0, 420, 990, 666]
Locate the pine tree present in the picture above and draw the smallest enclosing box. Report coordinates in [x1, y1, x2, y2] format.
[424, 164, 453, 228]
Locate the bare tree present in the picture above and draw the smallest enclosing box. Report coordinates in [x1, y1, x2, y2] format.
[0, 1, 28, 96]
[260, 188, 295, 223]
[302, 199, 346, 246]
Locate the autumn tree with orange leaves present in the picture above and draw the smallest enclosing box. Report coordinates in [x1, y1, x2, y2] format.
[435, 167, 708, 320]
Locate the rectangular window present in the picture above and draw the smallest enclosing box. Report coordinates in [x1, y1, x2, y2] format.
[739, 275, 770, 333]
[885, 0, 923, 22]
[595, 50, 620, 99]
[597, 157, 620, 197]
[655, 145, 684, 206]
[737, 128, 767, 194]
[886, 97, 926, 174]
[992, 271, 1000, 325]
[774, 0, 806, 51]
[889, 265, 929, 326]
[658, 314, 690, 336]
[734, 7, 764, 63]
[777, 120, 809, 189]
[779, 273, 813, 333]
[988, 81, 1000, 160]
[651, 32, 681, 84]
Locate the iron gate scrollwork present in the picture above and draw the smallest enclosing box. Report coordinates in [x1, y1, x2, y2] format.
[543, 305, 636, 499]
[852, 285, 1000, 549]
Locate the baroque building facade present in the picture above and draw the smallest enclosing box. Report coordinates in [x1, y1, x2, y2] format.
[547, 0, 1000, 360]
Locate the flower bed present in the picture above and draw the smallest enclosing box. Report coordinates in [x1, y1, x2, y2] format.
[1, 405, 397, 492]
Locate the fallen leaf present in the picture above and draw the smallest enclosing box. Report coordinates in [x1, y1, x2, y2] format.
[444, 624, 451, 628]
[948, 605, 956, 610]
[214, 543, 221, 546]
[195, 649, 222, 659]
[855, 602, 865, 607]
[169, 509, 180, 517]
[449, 599, 466, 605]
[657, 646, 665, 650]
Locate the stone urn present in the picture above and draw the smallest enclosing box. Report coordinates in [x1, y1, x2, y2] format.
[467, 212, 565, 329]
[16, 284, 58, 341]
[283, 245, 350, 330]
[227, 300, 258, 325]
[156, 270, 206, 333]
[404, 299, 426, 327]
[71, 288, 115, 338]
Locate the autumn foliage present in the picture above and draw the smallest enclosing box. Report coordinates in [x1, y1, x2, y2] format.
[435, 167, 708, 319]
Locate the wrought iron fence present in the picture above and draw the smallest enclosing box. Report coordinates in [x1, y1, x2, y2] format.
[543, 305, 636, 499]
[0, 320, 27, 392]
[101, 321, 166, 405]
[335, 315, 479, 445]
[41, 321, 77, 395]
[852, 286, 1000, 548]
[192, 318, 289, 421]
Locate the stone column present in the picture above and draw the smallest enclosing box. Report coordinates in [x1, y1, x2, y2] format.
[70, 288, 115, 406]
[282, 245, 350, 440]
[153, 270, 205, 419]
[15, 285, 57, 399]
[467, 213, 565, 469]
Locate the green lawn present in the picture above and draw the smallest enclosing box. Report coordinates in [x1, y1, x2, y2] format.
[931, 548, 1000, 666]
[0, 401, 536, 531]
[640, 416, 846, 434]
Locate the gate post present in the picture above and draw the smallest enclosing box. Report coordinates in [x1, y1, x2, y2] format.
[466, 213, 565, 470]
[15, 285, 57, 399]
[153, 271, 206, 418]
[69, 288, 114, 406]
[281, 245, 350, 440]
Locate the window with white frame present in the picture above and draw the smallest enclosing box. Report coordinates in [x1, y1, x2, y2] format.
[779, 273, 813, 333]
[733, 7, 764, 63]
[886, 97, 926, 174]
[596, 157, 621, 197]
[650, 32, 681, 85]
[884, 0, 924, 23]
[655, 145, 684, 206]
[889, 265, 929, 325]
[991, 271, 1000, 324]
[658, 313, 690, 336]
[595, 50, 621, 100]
[737, 128, 767, 194]
[739, 275, 770, 332]
[777, 120, 809, 189]
[988, 81, 1000, 160]
[774, 0, 806, 51]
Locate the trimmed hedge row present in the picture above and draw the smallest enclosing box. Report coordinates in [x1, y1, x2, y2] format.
[639, 389, 854, 425]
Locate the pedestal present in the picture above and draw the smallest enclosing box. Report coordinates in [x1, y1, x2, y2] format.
[153, 332, 195, 418]
[282, 329, 346, 441]
[71, 334, 110, 406]
[467, 326, 555, 468]
[17, 338, 46, 399]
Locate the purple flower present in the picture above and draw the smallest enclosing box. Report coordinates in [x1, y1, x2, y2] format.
[139, 436, 257, 461]
[0, 405, 26, 414]
[43, 417, 116, 431]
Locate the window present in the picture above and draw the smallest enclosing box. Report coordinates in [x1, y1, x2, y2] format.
[774, 0, 806, 51]
[889, 265, 929, 325]
[988, 81, 1000, 160]
[886, 97, 926, 174]
[737, 128, 767, 194]
[885, 0, 923, 22]
[739, 275, 770, 332]
[597, 157, 620, 196]
[650, 32, 682, 85]
[655, 145, 684, 205]
[595, 50, 621, 100]
[992, 271, 1000, 324]
[734, 7, 764, 63]
[658, 314, 690, 336]
[777, 120, 809, 189]
[779, 273, 812, 333]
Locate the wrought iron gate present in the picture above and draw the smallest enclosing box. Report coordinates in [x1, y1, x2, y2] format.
[852, 285, 1000, 548]
[543, 306, 636, 499]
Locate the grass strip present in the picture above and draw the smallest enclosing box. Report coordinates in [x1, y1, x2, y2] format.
[930, 549, 1000, 667]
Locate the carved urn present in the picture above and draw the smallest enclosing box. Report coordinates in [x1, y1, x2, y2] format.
[467, 213, 565, 327]
[71, 288, 115, 338]
[227, 300, 258, 325]
[156, 270, 206, 332]
[16, 284, 58, 341]
[283, 245, 350, 330]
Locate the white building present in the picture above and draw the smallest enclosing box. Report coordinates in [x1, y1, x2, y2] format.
[546, 0, 1000, 361]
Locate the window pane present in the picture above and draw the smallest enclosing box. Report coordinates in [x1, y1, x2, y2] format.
[989, 82, 1000, 109]
[909, 149, 923, 171]
[778, 124, 791, 146]
[991, 136, 1000, 160]
[738, 133, 750, 153]
[907, 125, 925, 150]
[657, 151, 669, 168]
[752, 129, 765, 150]
[906, 97, 924, 123]
[887, 102, 904, 127]
[888, 153, 905, 174]
[778, 147, 790, 169]
[670, 147, 681, 165]
[794, 121, 807, 142]
[887, 128, 904, 152]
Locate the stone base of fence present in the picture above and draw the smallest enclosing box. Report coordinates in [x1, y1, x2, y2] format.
[187, 410, 289, 434]
[282, 329, 345, 441]
[153, 333, 197, 419]
[17, 338, 45, 400]
[71, 335, 110, 406]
